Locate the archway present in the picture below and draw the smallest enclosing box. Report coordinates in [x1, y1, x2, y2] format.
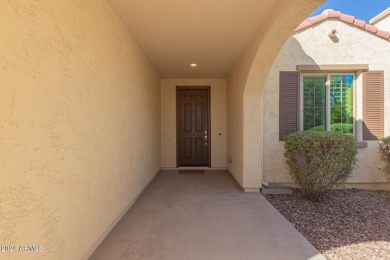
[226, 0, 326, 191]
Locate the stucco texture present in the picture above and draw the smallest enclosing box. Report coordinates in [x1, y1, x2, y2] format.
[0, 1, 160, 259]
[226, 0, 325, 190]
[263, 19, 390, 185]
[161, 79, 227, 169]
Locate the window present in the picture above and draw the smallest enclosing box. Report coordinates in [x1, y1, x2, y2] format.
[302, 74, 354, 134]
[279, 70, 383, 141]
[302, 77, 326, 131]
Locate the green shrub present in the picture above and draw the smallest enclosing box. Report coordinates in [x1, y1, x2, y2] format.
[284, 131, 358, 202]
[306, 123, 353, 133]
[378, 136, 390, 181]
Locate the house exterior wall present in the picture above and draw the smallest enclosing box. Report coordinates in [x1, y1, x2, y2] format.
[263, 20, 390, 186]
[0, 1, 160, 259]
[227, 0, 325, 191]
[161, 79, 227, 169]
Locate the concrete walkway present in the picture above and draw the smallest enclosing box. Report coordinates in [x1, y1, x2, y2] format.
[90, 171, 324, 260]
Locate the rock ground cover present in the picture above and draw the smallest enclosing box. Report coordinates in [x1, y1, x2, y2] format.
[264, 189, 390, 260]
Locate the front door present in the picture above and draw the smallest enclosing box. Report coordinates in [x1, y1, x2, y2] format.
[177, 87, 210, 167]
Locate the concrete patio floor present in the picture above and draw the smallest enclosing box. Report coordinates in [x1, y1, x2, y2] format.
[90, 170, 324, 260]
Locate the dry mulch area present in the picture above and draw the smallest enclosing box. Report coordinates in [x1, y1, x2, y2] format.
[264, 189, 390, 260]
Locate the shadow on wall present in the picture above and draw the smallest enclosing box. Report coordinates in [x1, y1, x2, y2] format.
[286, 35, 318, 68]
[266, 37, 316, 138]
[362, 120, 382, 141]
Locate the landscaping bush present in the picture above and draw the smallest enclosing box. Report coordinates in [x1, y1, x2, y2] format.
[284, 131, 358, 202]
[378, 136, 390, 181]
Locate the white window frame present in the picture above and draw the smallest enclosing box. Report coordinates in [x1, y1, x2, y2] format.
[300, 73, 356, 137]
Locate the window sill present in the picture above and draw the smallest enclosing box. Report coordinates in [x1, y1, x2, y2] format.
[356, 141, 368, 148]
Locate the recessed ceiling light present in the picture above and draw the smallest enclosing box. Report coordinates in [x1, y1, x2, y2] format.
[190, 63, 198, 68]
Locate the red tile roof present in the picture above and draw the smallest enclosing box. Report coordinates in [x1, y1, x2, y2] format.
[295, 9, 390, 41]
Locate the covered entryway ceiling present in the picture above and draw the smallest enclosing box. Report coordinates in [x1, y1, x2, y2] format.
[108, 0, 281, 78]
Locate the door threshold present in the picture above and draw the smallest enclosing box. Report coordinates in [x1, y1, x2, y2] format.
[161, 167, 227, 171]
[179, 170, 205, 175]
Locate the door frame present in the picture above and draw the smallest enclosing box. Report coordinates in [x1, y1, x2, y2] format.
[176, 86, 211, 167]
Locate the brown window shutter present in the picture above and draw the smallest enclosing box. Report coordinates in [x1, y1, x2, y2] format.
[363, 70, 384, 140]
[279, 71, 300, 141]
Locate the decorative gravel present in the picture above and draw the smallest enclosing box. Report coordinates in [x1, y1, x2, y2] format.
[264, 189, 390, 260]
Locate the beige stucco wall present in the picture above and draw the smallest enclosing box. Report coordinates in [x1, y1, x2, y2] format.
[161, 79, 227, 169]
[263, 20, 390, 185]
[0, 1, 160, 259]
[226, 0, 325, 191]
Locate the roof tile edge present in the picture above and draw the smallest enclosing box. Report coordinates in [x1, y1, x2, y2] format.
[294, 9, 390, 42]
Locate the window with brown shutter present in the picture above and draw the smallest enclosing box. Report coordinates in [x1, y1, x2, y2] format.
[363, 71, 384, 140]
[279, 71, 300, 140]
[279, 70, 384, 142]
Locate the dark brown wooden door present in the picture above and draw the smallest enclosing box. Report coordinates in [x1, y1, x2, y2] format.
[177, 88, 210, 166]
